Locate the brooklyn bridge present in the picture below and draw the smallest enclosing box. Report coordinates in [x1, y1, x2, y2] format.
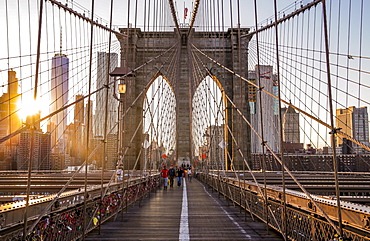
[0, 0, 370, 240]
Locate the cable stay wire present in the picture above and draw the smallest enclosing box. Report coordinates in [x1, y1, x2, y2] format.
[20, 32, 181, 237]
[225, 92, 342, 235]
[26, 61, 178, 236]
[191, 49, 283, 233]
[191, 43, 370, 153]
[192, 39, 344, 235]
[46, 0, 126, 37]
[243, 0, 322, 38]
[0, 42, 179, 145]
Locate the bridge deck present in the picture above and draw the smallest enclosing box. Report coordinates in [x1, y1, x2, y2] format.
[86, 178, 283, 240]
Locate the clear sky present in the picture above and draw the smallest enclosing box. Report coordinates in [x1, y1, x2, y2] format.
[0, 0, 305, 102]
[72, 0, 304, 29]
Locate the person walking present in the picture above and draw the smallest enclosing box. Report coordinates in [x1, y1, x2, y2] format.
[168, 166, 176, 188]
[176, 167, 184, 187]
[187, 167, 192, 182]
[161, 166, 169, 190]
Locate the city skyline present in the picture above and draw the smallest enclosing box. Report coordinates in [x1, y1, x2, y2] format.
[0, 0, 370, 168]
[1, 0, 368, 148]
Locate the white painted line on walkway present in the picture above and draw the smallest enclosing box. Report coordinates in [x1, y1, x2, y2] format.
[179, 179, 190, 241]
[201, 182, 251, 240]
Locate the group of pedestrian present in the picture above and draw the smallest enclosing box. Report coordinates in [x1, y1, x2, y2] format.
[161, 165, 193, 189]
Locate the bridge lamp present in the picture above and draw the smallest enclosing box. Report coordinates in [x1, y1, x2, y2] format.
[110, 66, 132, 169]
[118, 83, 127, 94]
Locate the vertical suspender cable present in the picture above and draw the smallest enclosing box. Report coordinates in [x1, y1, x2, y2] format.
[228, 0, 234, 171]
[273, 0, 287, 239]
[124, 0, 131, 212]
[237, 0, 244, 168]
[23, 0, 44, 240]
[5, 0, 13, 173]
[236, 0, 247, 221]
[125, 0, 131, 166]
[6, 0, 10, 71]
[83, 0, 95, 239]
[99, 0, 115, 235]
[159, 79, 164, 166]
[16, 0, 23, 169]
[321, 0, 343, 238]
[357, 0, 364, 119]
[236, 0, 242, 177]
[345, 0, 352, 130]
[253, 0, 269, 231]
[133, 0, 138, 72]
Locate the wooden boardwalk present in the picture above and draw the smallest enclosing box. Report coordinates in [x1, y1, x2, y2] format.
[86, 177, 283, 240]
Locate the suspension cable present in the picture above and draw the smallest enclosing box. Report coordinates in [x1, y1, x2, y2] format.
[192, 40, 342, 235]
[191, 43, 370, 153]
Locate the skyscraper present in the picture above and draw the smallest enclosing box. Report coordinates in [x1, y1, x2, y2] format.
[336, 106, 369, 153]
[94, 52, 118, 136]
[50, 54, 69, 152]
[39, 132, 51, 170]
[0, 70, 22, 169]
[84, 100, 95, 138]
[106, 133, 118, 169]
[0, 71, 21, 136]
[282, 106, 300, 143]
[74, 95, 85, 124]
[249, 65, 279, 153]
[17, 129, 51, 170]
[70, 95, 85, 165]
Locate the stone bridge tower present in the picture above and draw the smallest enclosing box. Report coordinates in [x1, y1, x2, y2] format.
[115, 27, 251, 170]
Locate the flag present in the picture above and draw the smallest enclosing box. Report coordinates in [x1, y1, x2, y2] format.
[184, 8, 188, 19]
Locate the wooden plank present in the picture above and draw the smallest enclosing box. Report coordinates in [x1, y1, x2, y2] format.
[86, 178, 283, 240]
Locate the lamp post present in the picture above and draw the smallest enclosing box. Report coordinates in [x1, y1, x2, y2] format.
[110, 65, 131, 215]
[118, 80, 126, 169]
[110, 66, 130, 169]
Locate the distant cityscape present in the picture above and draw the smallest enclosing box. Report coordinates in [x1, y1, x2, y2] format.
[199, 65, 370, 170]
[0, 52, 119, 171]
[247, 65, 369, 156]
[0, 63, 369, 171]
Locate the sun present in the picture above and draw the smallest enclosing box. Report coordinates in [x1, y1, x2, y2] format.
[18, 96, 49, 122]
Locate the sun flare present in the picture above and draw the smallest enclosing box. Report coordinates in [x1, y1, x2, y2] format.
[18, 97, 49, 121]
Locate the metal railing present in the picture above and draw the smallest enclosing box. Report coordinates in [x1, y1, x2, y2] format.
[0, 174, 160, 241]
[198, 172, 370, 241]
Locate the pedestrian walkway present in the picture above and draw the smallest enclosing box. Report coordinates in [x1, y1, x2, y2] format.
[86, 177, 283, 240]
